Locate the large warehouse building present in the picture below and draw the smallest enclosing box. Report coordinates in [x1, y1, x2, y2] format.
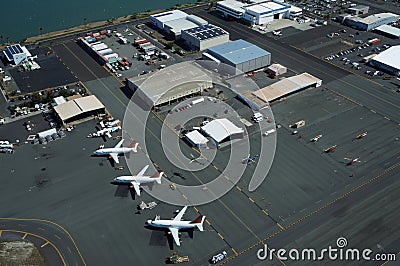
[344, 13, 399, 31]
[237, 73, 322, 110]
[150, 10, 208, 39]
[369, 45, 400, 76]
[127, 62, 213, 108]
[204, 39, 271, 74]
[200, 118, 244, 147]
[54, 95, 105, 125]
[216, 0, 298, 25]
[181, 24, 230, 51]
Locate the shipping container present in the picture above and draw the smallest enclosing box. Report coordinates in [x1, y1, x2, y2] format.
[98, 48, 113, 55]
[104, 53, 119, 60]
[92, 43, 108, 51]
[93, 32, 100, 37]
[86, 37, 97, 43]
[123, 57, 128, 61]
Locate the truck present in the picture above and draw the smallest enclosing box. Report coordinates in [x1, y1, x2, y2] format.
[290, 120, 305, 128]
[367, 38, 381, 45]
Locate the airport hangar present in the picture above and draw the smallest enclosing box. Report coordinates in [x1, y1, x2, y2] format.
[237, 72, 322, 110]
[53, 95, 105, 125]
[203, 39, 271, 74]
[343, 13, 399, 31]
[181, 24, 230, 51]
[369, 45, 400, 76]
[150, 10, 209, 39]
[216, 0, 301, 25]
[127, 62, 213, 108]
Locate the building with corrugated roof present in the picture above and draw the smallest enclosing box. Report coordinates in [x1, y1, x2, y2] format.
[373, 25, 400, 39]
[204, 39, 271, 74]
[181, 24, 230, 51]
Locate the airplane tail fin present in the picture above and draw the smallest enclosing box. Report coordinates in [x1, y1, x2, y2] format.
[151, 172, 163, 184]
[128, 141, 139, 152]
[190, 215, 206, 231]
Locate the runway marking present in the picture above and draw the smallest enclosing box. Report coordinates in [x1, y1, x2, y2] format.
[231, 247, 238, 256]
[371, 109, 376, 113]
[206, 219, 211, 225]
[68, 247, 72, 254]
[54, 234, 61, 240]
[384, 116, 391, 121]
[41, 241, 49, 248]
[262, 209, 269, 216]
[249, 197, 255, 203]
[236, 186, 241, 191]
[193, 206, 199, 213]
[22, 233, 28, 239]
[218, 233, 224, 240]
[0, 230, 2, 237]
[222, 161, 400, 264]
[18, 223, 26, 227]
[213, 165, 219, 170]
[37, 227, 45, 231]
[0, 219, 85, 265]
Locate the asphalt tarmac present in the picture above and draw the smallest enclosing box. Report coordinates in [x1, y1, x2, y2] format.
[1, 5, 399, 266]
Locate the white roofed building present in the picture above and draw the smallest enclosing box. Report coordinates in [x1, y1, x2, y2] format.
[185, 130, 209, 148]
[3, 44, 31, 65]
[369, 45, 400, 76]
[200, 118, 244, 146]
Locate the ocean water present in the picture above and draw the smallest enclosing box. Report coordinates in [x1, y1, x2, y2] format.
[0, 0, 198, 43]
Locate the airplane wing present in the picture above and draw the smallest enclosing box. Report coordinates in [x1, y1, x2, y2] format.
[110, 153, 119, 164]
[173, 206, 188, 221]
[130, 181, 141, 196]
[137, 165, 149, 177]
[169, 228, 181, 246]
[106, 131, 112, 138]
[114, 139, 124, 149]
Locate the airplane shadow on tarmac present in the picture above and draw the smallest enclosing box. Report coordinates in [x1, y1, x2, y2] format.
[144, 226, 194, 250]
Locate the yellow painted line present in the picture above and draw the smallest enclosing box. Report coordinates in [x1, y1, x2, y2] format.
[206, 219, 211, 225]
[41, 241, 49, 248]
[236, 186, 241, 191]
[277, 223, 284, 230]
[224, 175, 230, 181]
[153, 163, 158, 167]
[231, 247, 239, 256]
[182, 194, 188, 200]
[193, 206, 199, 212]
[22, 233, 28, 239]
[0, 230, 2, 237]
[54, 234, 61, 240]
[249, 197, 255, 203]
[68, 247, 72, 254]
[218, 233, 224, 240]
[262, 209, 269, 216]
[384, 116, 391, 120]
[213, 165, 218, 170]
[370, 109, 376, 113]
[37, 227, 45, 231]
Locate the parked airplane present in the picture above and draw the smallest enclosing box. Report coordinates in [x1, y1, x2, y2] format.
[145, 206, 206, 246]
[87, 125, 121, 138]
[113, 165, 163, 196]
[355, 131, 368, 140]
[323, 145, 337, 153]
[344, 157, 362, 166]
[310, 134, 322, 142]
[93, 139, 138, 164]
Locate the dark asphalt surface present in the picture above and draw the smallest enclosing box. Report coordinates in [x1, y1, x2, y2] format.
[1, 4, 399, 266]
[0, 218, 84, 266]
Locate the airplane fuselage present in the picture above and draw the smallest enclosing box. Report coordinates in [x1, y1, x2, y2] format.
[113, 176, 156, 184]
[146, 220, 197, 230]
[94, 147, 134, 156]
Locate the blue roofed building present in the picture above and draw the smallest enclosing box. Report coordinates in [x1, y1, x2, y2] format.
[204, 39, 271, 73]
[3, 44, 31, 65]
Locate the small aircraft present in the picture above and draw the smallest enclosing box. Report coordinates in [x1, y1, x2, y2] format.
[344, 157, 362, 166]
[113, 165, 163, 196]
[145, 206, 206, 247]
[93, 139, 138, 164]
[355, 131, 368, 140]
[100, 119, 120, 129]
[310, 134, 322, 142]
[242, 154, 259, 164]
[87, 125, 121, 138]
[272, 29, 282, 36]
[189, 154, 205, 164]
[323, 145, 337, 153]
